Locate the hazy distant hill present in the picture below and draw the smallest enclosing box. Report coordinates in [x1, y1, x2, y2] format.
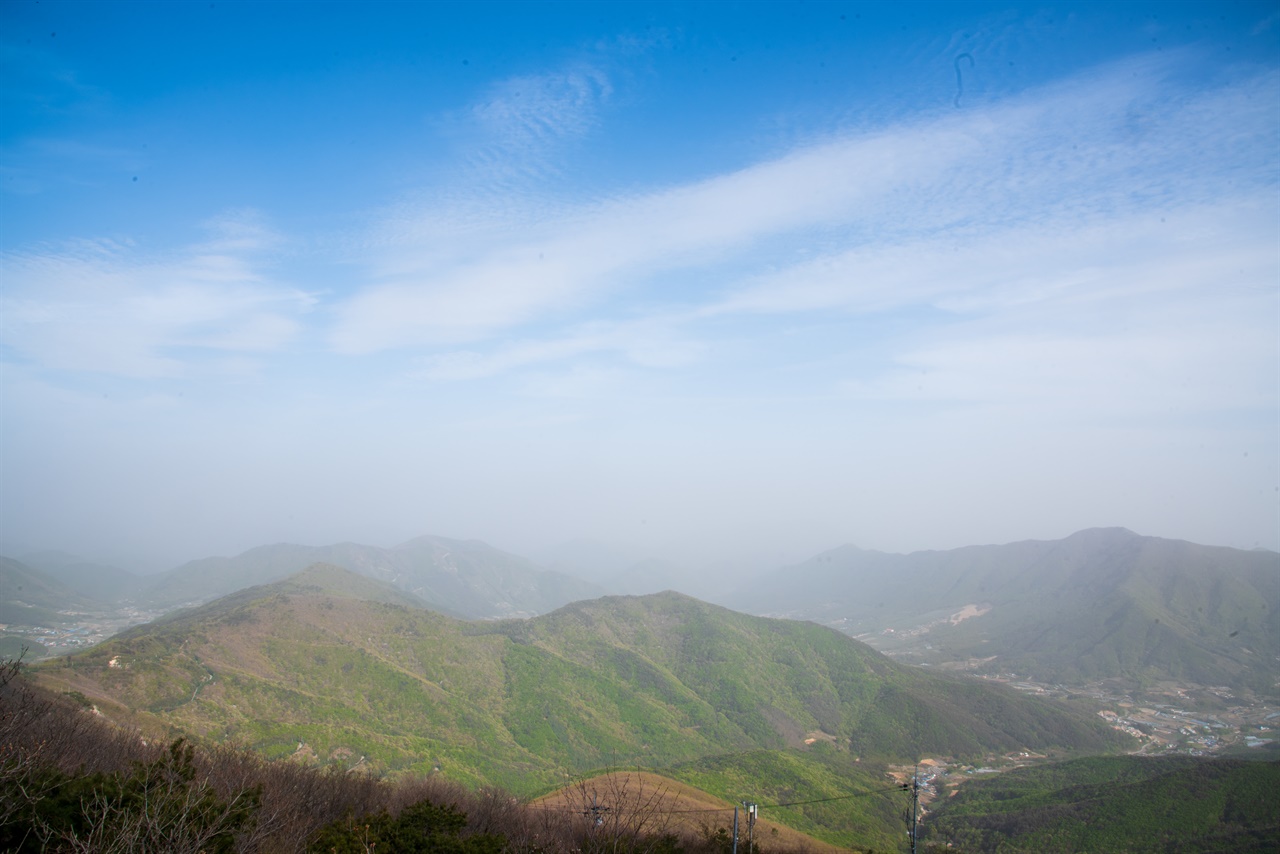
[18, 550, 144, 603]
[733, 528, 1280, 696]
[531, 539, 708, 598]
[0, 556, 96, 625]
[531, 538, 645, 578]
[140, 535, 603, 618]
[36, 566, 1125, 800]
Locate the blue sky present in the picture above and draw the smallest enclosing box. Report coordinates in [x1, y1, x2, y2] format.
[2, 1, 1277, 571]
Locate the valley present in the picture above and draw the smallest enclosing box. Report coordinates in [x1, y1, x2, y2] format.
[733, 527, 1280, 773]
[845, 623, 1280, 759]
[0, 602, 169, 659]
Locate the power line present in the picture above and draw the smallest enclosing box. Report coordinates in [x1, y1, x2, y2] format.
[525, 784, 906, 814]
[527, 803, 732, 814]
[767, 785, 905, 808]
[907, 765, 921, 854]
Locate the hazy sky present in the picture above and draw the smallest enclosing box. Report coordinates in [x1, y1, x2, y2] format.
[2, 1, 1277, 571]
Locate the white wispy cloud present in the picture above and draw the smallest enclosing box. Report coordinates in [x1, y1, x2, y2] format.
[414, 316, 706, 381]
[334, 107, 974, 352]
[454, 63, 614, 188]
[335, 47, 1278, 418]
[714, 196, 1275, 319]
[1252, 11, 1280, 36]
[0, 213, 312, 378]
[842, 293, 1277, 417]
[473, 66, 612, 151]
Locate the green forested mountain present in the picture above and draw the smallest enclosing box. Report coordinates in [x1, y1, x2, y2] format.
[923, 755, 1280, 852]
[34, 565, 1125, 804]
[500, 592, 1126, 765]
[139, 534, 603, 617]
[733, 528, 1280, 695]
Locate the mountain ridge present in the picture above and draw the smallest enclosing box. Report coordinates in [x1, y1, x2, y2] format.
[732, 527, 1280, 696]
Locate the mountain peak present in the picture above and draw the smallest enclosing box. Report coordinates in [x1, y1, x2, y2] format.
[1065, 526, 1141, 542]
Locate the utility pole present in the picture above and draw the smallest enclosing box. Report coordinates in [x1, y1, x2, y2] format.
[585, 794, 609, 829]
[909, 766, 920, 854]
[742, 802, 757, 854]
[731, 804, 739, 854]
[898, 767, 921, 854]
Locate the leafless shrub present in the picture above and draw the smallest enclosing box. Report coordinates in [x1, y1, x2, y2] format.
[39, 740, 258, 854]
[234, 754, 386, 852]
[524, 771, 683, 854]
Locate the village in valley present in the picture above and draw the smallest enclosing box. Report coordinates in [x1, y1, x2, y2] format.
[0, 603, 167, 660]
[834, 615, 1280, 763]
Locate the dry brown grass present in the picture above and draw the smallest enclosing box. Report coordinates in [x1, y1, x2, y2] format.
[532, 771, 849, 854]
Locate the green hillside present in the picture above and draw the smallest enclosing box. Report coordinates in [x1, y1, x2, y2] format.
[504, 593, 1125, 764]
[923, 755, 1280, 852]
[33, 567, 1126, 840]
[735, 529, 1280, 696]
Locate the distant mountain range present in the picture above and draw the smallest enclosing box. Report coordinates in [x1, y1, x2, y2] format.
[8, 527, 1277, 698]
[730, 528, 1280, 697]
[137, 535, 604, 618]
[33, 564, 1126, 799]
[532, 537, 707, 598]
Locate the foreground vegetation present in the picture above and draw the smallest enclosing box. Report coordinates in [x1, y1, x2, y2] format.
[2, 657, 872, 853]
